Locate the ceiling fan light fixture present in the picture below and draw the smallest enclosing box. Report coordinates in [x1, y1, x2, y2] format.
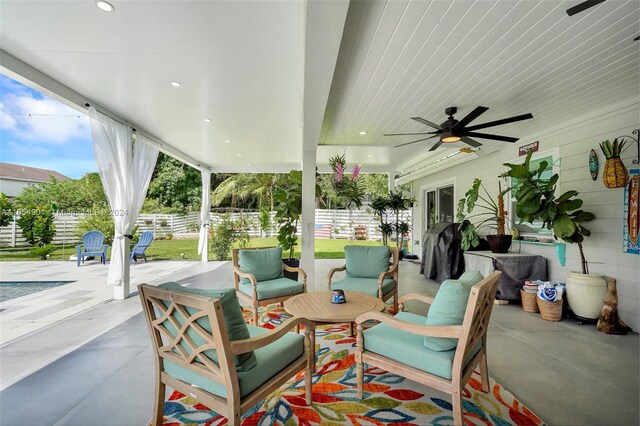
[441, 131, 461, 143]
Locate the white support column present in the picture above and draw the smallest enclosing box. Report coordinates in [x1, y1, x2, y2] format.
[113, 238, 130, 300]
[198, 168, 211, 263]
[388, 173, 396, 191]
[301, 148, 316, 291]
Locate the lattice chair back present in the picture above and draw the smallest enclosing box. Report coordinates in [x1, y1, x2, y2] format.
[82, 231, 105, 252]
[455, 271, 500, 366]
[138, 284, 238, 398]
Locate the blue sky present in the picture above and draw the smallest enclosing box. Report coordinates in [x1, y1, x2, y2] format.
[0, 74, 97, 179]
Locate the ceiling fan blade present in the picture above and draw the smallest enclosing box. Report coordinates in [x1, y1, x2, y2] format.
[411, 117, 442, 130]
[466, 132, 519, 143]
[384, 132, 436, 136]
[453, 106, 489, 129]
[461, 137, 482, 147]
[428, 141, 443, 152]
[465, 113, 533, 131]
[566, 0, 605, 16]
[393, 135, 438, 148]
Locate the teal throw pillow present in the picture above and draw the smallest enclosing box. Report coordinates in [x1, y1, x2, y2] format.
[238, 247, 283, 284]
[157, 282, 257, 371]
[345, 245, 390, 279]
[424, 271, 484, 352]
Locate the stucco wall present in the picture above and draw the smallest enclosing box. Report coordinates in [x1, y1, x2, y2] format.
[408, 99, 640, 331]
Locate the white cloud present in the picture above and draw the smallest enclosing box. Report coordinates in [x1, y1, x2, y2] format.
[0, 93, 90, 144]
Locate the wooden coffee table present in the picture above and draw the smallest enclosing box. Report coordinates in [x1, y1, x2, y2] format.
[284, 291, 386, 369]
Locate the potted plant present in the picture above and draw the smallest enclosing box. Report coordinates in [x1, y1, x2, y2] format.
[456, 178, 512, 253]
[387, 189, 415, 255]
[274, 170, 303, 279]
[371, 195, 391, 245]
[504, 152, 602, 320]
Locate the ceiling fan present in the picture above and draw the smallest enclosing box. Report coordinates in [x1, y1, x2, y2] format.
[566, 0, 605, 17]
[386, 106, 533, 152]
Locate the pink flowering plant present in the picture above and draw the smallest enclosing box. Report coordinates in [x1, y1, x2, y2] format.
[329, 154, 364, 210]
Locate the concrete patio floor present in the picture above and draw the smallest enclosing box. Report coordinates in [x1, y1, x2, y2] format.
[0, 259, 638, 426]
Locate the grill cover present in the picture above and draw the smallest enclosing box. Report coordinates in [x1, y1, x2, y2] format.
[420, 222, 464, 283]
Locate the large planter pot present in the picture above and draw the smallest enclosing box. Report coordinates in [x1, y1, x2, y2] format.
[565, 272, 607, 320]
[282, 258, 299, 281]
[486, 235, 512, 253]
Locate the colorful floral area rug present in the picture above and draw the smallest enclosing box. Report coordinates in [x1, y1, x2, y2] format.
[160, 306, 544, 426]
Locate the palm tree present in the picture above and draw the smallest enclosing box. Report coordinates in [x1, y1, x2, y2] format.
[211, 173, 286, 210]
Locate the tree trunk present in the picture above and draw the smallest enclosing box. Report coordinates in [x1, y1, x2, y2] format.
[577, 241, 588, 274]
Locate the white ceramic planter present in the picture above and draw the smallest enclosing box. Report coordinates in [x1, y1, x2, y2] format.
[565, 272, 607, 320]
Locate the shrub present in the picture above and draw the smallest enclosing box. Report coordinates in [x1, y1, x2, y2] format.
[210, 213, 238, 260]
[0, 193, 13, 227]
[76, 209, 115, 245]
[17, 204, 56, 246]
[30, 244, 56, 260]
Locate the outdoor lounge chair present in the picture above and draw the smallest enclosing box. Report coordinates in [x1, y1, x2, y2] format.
[328, 245, 399, 312]
[354, 271, 501, 426]
[138, 283, 314, 426]
[232, 247, 307, 325]
[130, 230, 154, 263]
[75, 230, 108, 267]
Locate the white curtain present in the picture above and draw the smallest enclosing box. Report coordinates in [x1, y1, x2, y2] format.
[197, 168, 211, 262]
[88, 108, 159, 288]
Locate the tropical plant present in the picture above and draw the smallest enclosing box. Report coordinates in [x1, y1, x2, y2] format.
[504, 151, 596, 274]
[329, 154, 365, 210]
[274, 170, 303, 260]
[387, 189, 415, 247]
[456, 178, 511, 250]
[146, 153, 202, 213]
[30, 244, 56, 260]
[370, 195, 390, 245]
[0, 193, 13, 227]
[17, 204, 56, 247]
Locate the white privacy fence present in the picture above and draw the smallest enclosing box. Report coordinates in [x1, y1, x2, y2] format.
[0, 209, 411, 247]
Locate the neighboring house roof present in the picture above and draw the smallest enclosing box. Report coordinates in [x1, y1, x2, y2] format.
[0, 162, 70, 183]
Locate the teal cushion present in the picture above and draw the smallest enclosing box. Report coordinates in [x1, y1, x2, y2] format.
[363, 312, 481, 380]
[238, 248, 283, 284]
[239, 277, 304, 301]
[330, 277, 395, 298]
[345, 245, 390, 279]
[424, 271, 484, 351]
[157, 283, 256, 371]
[164, 324, 304, 398]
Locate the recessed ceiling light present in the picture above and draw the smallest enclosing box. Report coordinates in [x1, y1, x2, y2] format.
[237, 153, 242, 157]
[96, 0, 114, 12]
[225, 140, 230, 143]
[359, 131, 367, 135]
[367, 155, 372, 158]
[247, 163, 251, 166]
[170, 81, 181, 87]
[203, 118, 212, 123]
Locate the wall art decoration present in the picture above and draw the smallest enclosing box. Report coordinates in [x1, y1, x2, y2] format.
[623, 168, 639, 255]
[589, 149, 598, 180]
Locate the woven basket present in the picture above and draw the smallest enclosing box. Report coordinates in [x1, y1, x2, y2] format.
[520, 290, 539, 313]
[538, 299, 563, 321]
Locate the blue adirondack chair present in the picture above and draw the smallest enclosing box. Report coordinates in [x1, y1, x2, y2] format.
[76, 231, 108, 267]
[130, 231, 154, 263]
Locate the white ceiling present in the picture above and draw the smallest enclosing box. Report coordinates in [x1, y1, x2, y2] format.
[1, 0, 307, 172]
[319, 0, 640, 174]
[1, 0, 638, 175]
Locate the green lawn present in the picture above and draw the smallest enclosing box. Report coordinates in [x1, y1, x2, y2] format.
[0, 238, 386, 261]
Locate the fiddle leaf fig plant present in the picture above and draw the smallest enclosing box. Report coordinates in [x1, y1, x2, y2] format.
[503, 151, 596, 274]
